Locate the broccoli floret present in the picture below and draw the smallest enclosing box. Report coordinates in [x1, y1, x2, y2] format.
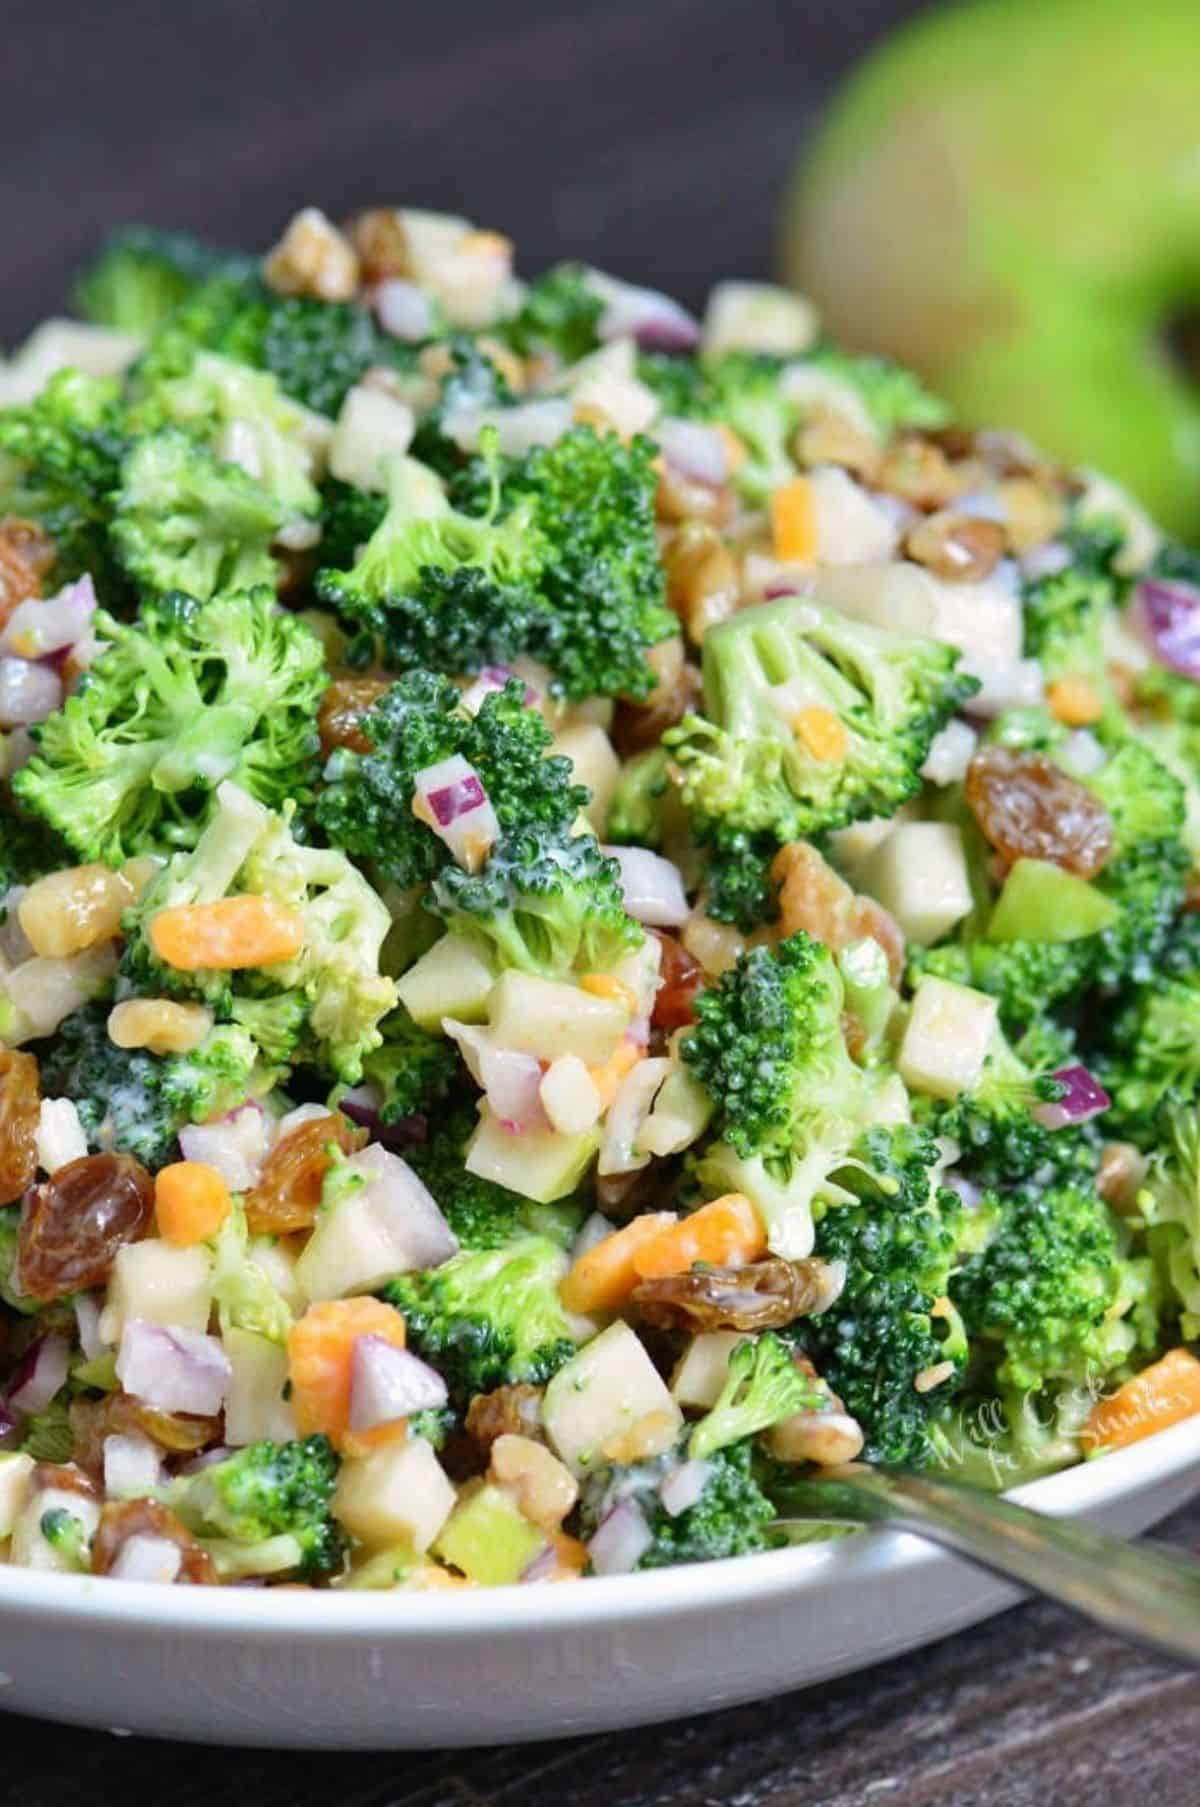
[317, 477, 386, 570]
[408, 1406, 459, 1451]
[209, 1202, 294, 1343]
[316, 440, 551, 677]
[74, 225, 256, 334]
[604, 745, 686, 851]
[168, 1435, 345, 1580]
[38, 1005, 269, 1168]
[0, 369, 129, 599]
[576, 1439, 779, 1570]
[408, 335, 514, 476]
[383, 1235, 578, 1406]
[135, 273, 412, 417]
[452, 426, 675, 701]
[111, 428, 284, 602]
[916, 1029, 1077, 1188]
[700, 831, 781, 932]
[315, 671, 586, 889]
[15, 587, 327, 864]
[1020, 524, 1125, 710]
[0, 805, 69, 893]
[702, 353, 797, 504]
[683, 933, 883, 1259]
[1138, 1108, 1200, 1338]
[688, 1334, 825, 1461]
[1096, 915, 1200, 1142]
[666, 596, 976, 844]
[952, 1180, 1151, 1396]
[124, 782, 396, 1082]
[496, 264, 603, 365]
[913, 937, 1093, 1037]
[360, 1005, 460, 1124]
[22, 1407, 76, 1468]
[430, 822, 641, 979]
[133, 351, 329, 521]
[790, 1125, 971, 1467]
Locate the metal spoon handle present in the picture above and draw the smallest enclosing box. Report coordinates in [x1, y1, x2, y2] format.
[777, 1467, 1200, 1665]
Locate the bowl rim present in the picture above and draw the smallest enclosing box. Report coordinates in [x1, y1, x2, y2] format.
[1, 1415, 1197, 1639]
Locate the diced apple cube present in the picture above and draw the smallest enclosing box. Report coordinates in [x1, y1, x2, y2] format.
[552, 723, 620, 834]
[808, 467, 899, 566]
[224, 1329, 297, 1447]
[859, 821, 973, 946]
[703, 282, 819, 358]
[295, 1145, 456, 1301]
[99, 1240, 212, 1345]
[395, 934, 495, 1029]
[543, 1321, 682, 1476]
[670, 1332, 744, 1409]
[466, 1106, 598, 1205]
[539, 1055, 604, 1136]
[0, 1453, 34, 1537]
[329, 386, 416, 491]
[333, 1438, 457, 1552]
[488, 971, 629, 1064]
[898, 976, 998, 1100]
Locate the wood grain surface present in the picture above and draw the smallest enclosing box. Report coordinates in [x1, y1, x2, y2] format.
[2, 2, 1198, 1799]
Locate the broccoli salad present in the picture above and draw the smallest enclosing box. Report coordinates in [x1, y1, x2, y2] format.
[0, 206, 1197, 1591]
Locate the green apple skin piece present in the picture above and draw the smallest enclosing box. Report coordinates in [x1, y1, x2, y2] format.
[782, 0, 1200, 536]
[986, 857, 1122, 943]
[433, 1483, 548, 1586]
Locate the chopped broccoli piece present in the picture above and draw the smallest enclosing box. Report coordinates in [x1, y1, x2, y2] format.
[1138, 1107, 1200, 1338]
[317, 477, 386, 570]
[111, 428, 284, 602]
[496, 264, 603, 364]
[0, 806, 69, 893]
[123, 782, 396, 1082]
[15, 587, 327, 864]
[0, 369, 130, 600]
[1020, 523, 1125, 711]
[38, 1503, 89, 1567]
[576, 1438, 779, 1569]
[689, 1334, 824, 1460]
[430, 821, 641, 979]
[383, 1235, 578, 1406]
[168, 1435, 345, 1580]
[315, 670, 586, 890]
[804, 346, 950, 436]
[701, 831, 781, 932]
[1096, 914, 1200, 1143]
[22, 1406, 76, 1466]
[360, 1005, 460, 1124]
[788, 1125, 971, 1467]
[915, 1029, 1076, 1189]
[316, 438, 551, 676]
[952, 1180, 1152, 1396]
[605, 745, 674, 849]
[209, 1202, 294, 1343]
[666, 596, 976, 843]
[0, 1207, 38, 1314]
[74, 225, 256, 334]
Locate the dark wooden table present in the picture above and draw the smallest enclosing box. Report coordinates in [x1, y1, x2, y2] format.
[3, 0, 1198, 1797]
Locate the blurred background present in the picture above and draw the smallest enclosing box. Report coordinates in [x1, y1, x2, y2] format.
[0, 0, 914, 339]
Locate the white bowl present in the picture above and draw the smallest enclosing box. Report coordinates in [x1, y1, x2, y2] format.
[1, 1419, 1197, 1749]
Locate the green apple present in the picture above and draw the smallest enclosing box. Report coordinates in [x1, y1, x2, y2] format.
[781, 0, 1200, 536]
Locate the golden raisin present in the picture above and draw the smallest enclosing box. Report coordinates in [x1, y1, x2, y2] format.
[318, 676, 391, 757]
[0, 519, 55, 630]
[0, 1051, 40, 1206]
[650, 930, 704, 1030]
[964, 745, 1114, 878]
[632, 1255, 840, 1333]
[244, 1113, 367, 1235]
[91, 1498, 216, 1584]
[18, 1153, 154, 1302]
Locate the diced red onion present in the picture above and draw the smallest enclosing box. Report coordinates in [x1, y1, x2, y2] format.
[109, 1535, 183, 1585]
[0, 574, 96, 660]
[658, 1459, 710, 1518]
[413, 754, 499, 871]
[103, 1432, 164, 1499]
[602, 845, 689, 928]
[348, 1336, 448, 1431]
[446, 1021, 548, 1134]
[596, 281, 700, 354]
[0, 657, 62, 728]
[116, 1320, 231, 1417]
[626, 1015, 651, 1051]
[0, 888, 33, 964]
[339, 1085, 428, 1152]
[1131, 578, 1200, 680]
[178, 1445, 233, 1476]
[587, 1499, 654, 1575]
[460, 665, 541, 715]
[341, 1143, 459, 1271]
[1021, 541, 1072, 581]
[655, 418, 728, 488]
[7, 1332, 71, 1416]
[942, 1171, 983, 1211]
[74, 1293, 107, 1362]
[374, 280, 438, 342]
[1034, 1066, 1111, 1132]
[520, 1543, 560, 1584]
[178, 1102, 270, 1193]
